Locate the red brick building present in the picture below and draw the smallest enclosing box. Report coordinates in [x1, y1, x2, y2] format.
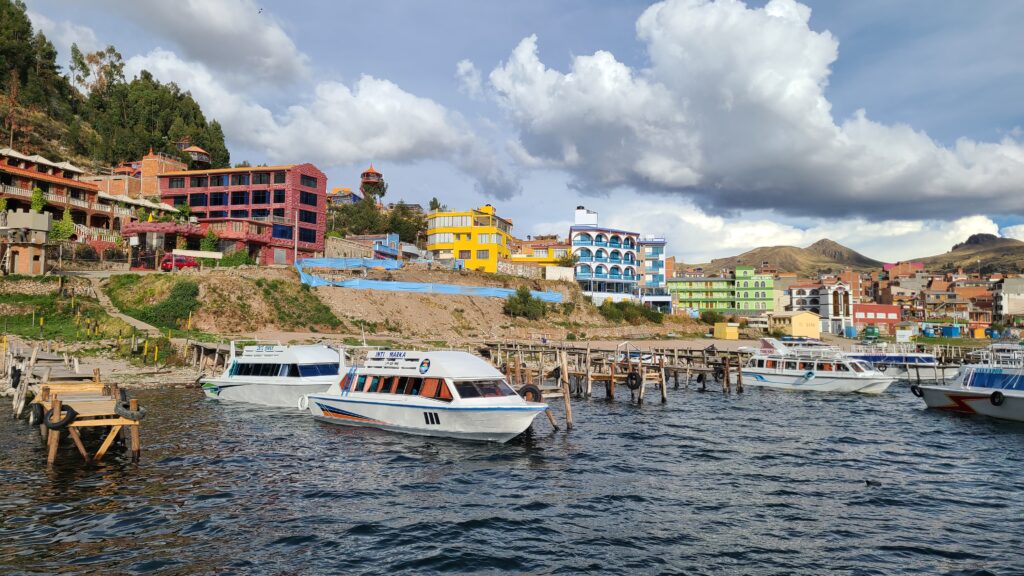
[852, 303, 901, 334]
[158, 163, 327, 264]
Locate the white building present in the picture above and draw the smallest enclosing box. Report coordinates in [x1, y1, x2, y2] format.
[994, 278, 1024, 323]
[570, 206, 639, 305]
[787, 280, 854, 334]
[638, 236, 671, 313]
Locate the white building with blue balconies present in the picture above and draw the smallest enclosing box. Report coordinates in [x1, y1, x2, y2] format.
[639, 236, 672, 313]
[570, 206, 640, 304]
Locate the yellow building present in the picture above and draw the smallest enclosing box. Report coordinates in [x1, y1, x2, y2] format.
[426, 204, 512, 273]
[509, 236, 571, 267]
[769, 311, 821, 339]
[713, 322, 740, 340]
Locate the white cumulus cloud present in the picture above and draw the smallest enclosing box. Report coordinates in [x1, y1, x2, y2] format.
[455, 59, 483, 99]
[487, 0, 1024, 220]
[27, 10, 101, 62]
[125, 49, 520, 198]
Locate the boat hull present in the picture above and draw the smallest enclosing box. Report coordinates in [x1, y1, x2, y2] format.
[741, 370, 894, 394]
[307, 395, 546, 443]
[917, 385, 1024, 422]
[202, 379, 334, 408]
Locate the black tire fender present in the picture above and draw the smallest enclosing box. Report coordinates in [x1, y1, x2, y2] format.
[910, 384, 923, 398]
[518, 384, 544, 403]
[991, 391, 1005, 407]
[876, 364, 888, 373]
[44, 406, 78, 430]
[114, 402, 147, 421]
[626, 371, 642, 391]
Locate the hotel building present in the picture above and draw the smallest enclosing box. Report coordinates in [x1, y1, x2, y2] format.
[425, 204, 512, 273]
[570, 206, 639, 303]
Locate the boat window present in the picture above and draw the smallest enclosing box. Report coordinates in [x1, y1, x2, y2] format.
[367, 376, 381, 392]
[851, 362, 865, 373]
[784, 361, 797, 371]
[436, 380, 453, 402]
[286, 364, 300, 378]
[297, 364, 340, 377]
[383, 376, 399, 394]
[454, 382, 482, 399]
[798, 362, 808, 370]
[765, 360, 776, 369]
[396, 376, 412, 394]
[420, 378, 441, 398]
[355, 375, 367, 391]
[818, 362, 834, 371]
[836, 363, 850, 372]
[409, 378, 422, 396]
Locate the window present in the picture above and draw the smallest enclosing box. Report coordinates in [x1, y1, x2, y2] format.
[192, 212, 206, 219]
[231, 363, 282, 377]
[299, 210, 317, 224]
[355, 375, 367, 391]
[168, 195, 187, 207]
[209, 174, 228, 187]
[208, 210, 227, 218]
[458, 250, 472, 260]
[252, 190, 269, 204]
[252, 172, 270, 185]
[476, 250, 489, 260]
[427, 233, 453, 245]
[455, 382, 481, 398]
[168, 177, 185, 189]
[272, 208, 285, 217]
[273, 189, 286, 203]
[272, 225, 293, 240]
[230, 210, 249, 218]
[231, 191, 249, 205]
[190, 176, 208, 188]
[533, 249, 548, 257]
[421, 378, 440, 398]
[230, 174, 249, 186]
[209, 192, 227, 206]
[189, 194, 207, 207]
[298, 228, 317, 243]
[299, 191, 318, 206]
[252, 209, 269, 219]
[297, 364, 340, 377]
[273, 171, 286, 184]
[454, 380, 516, 399]
[300, 175, 318, 188]
[367, 376, 381, 393]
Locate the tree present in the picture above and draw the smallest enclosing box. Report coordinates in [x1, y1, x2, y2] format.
[503, 286, 547, 320]
[30, 187, 44, 212]
[50, 207, 75, 241]
[200, 229, 218, 252]
[0, 197, 7, 212]
[556, 254, 578, 267]
[81, 45, 124, 95]
[429, 197, 442, 211]
[69, 43, 88, 92]
[233, 160, 251, 168]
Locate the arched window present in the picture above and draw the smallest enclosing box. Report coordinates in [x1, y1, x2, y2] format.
[744, 292, 749, 298]
[595, 248, 607, 259]
[743, 281, 749, 287]
[575, 233, 592, 244]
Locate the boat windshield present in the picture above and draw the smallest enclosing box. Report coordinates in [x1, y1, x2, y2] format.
[454, 380, 517, 398]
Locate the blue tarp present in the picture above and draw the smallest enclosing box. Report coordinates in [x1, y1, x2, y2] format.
[294, 258, 563, 303]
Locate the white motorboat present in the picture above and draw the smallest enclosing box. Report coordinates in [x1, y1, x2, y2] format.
[913, 364, 1024, 422]
[740, 339, 894, 394]
[306, 350, 547, 443]
[845, 343, 958, 382]
[201, 342, 343, 407]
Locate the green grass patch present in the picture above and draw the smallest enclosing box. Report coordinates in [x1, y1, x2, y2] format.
[599, 300, 663, 324]
[255, 278, 342, 331]
[0, 291, 133, 342]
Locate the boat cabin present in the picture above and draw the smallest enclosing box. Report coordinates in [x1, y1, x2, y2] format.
[746, 356, 875, 374]
[227, 344, 342, 377]
[345, 350, 520, 401]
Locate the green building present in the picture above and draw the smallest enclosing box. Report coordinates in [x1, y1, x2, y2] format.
[669, 266, 774, 314]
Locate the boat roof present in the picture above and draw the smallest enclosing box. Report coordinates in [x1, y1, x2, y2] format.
[237, 344, 339, 363]
[364, 350, 503, 379]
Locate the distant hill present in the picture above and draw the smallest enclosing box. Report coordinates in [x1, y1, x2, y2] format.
[692, 238, 882, 276]
[915, 233, 1024, 274]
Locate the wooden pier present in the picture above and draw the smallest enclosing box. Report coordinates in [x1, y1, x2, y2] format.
[5, 340, 147, 466]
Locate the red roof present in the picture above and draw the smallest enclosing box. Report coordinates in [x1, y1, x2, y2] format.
[183, 145, 209, 154]
[362, 164, 380, 175]
[0, 162, 98, 192]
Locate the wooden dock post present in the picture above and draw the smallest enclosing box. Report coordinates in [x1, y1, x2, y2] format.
[585, 345, 593, 397]
[129, 399, 141, 462]
[659, 355, 668, 403]
[723, 357, 731, 394]
[46, 397, 61, 465]
[608, 360, 616, 400]
[735, 358, 744, 393]
[560, 351, 574, 430]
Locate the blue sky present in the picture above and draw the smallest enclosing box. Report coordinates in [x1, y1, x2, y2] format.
[25, 0, 1024, 263]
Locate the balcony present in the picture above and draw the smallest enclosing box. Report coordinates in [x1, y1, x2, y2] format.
[609, 257, 622, 264]
[608, 241, 622, 248]
[574, 239, 593, 246]
[577, 256, 594, 263]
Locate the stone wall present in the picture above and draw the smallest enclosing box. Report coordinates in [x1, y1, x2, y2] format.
[497, 259, 544, 279]
[325, 236, 375, 259]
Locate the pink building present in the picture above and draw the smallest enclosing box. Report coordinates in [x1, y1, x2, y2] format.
[159, 163, 327, 265]
[852, 303, 901, 334]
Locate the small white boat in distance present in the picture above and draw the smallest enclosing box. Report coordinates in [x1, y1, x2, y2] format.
[913, 364, 1024, 422]
[306, 350, 547, 443]
[740, 339, 894, 394]
[846, 342, 958, 382]
[201, 342, 342, 407]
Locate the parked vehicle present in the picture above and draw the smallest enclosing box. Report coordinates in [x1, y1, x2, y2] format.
[160, 254, 199, 271]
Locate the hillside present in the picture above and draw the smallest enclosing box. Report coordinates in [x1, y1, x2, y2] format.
[915, 233, 1024, 273]
[695, 238, 882, 276]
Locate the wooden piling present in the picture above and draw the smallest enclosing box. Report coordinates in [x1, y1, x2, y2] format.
[129, 399, 141, 462]
[559, 351, 574, 430]
[585, 345, 593, 397]
[46, 397, 61, 465]
[659, 355, 668, 403]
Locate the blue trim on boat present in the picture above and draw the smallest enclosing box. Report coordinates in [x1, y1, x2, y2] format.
[307, 395, 547, 411]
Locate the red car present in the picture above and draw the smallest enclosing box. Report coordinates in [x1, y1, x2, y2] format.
[160, 254, 199, 271]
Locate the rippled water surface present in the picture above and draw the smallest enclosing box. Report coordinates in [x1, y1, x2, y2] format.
[2, 384, 1023, 575]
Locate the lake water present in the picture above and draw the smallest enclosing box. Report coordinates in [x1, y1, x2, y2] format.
[1, 385, 1022, 575]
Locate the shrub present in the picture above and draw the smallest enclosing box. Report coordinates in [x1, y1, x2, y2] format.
[135, 281, 200, 328]
[599, 299, 663, 324]
[503, 286, 547, 320]
[75, 244, 98, 260]
[200, 229, 218, 252]
[30, 188, 45, 212]
[50, 208, 75, 242]
[700, 310, 725, 325]
[102, 248, 126, 262]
